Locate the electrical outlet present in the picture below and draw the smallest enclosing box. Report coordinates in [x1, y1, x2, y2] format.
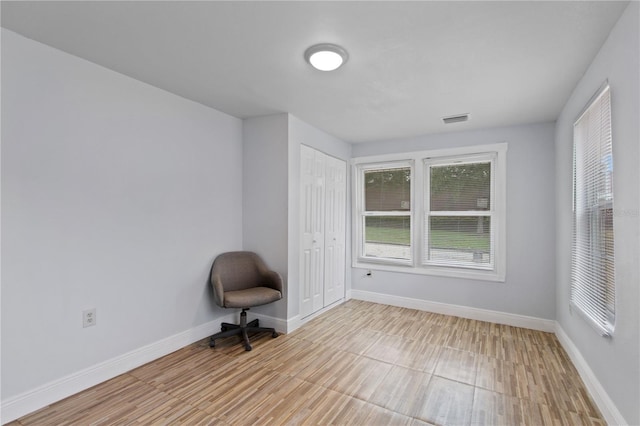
[83, 308, 96, 328]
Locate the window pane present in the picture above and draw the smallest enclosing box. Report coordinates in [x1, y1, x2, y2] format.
[600, 206, 615, 316]
[430, 162, 491, 211]
[427, 216, 491, 265]
[572, 84, 615, 336]
[365, 167, 411, 212]
[364, 216, 411, 260]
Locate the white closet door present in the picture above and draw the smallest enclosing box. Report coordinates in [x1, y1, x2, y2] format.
[300, 145, 325, 317]
[324, 155, 346, 306]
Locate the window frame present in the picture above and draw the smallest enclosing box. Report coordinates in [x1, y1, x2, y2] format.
[352, 143, 507, 282]
[423, 153, 497, 271]
[354, 160, 414, 266]
[571, 82, 615, 337]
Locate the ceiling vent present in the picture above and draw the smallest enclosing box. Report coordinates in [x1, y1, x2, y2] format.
[442, 113, 469, 124]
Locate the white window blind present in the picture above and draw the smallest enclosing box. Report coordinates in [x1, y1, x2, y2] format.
[353, 144, 506, 280]
[360, 163, 412, 262]
[571, 83, 615, 337]
[424, 155, 494, 270]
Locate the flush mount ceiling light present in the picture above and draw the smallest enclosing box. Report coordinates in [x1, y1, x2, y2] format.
[304, 43, 348, 71]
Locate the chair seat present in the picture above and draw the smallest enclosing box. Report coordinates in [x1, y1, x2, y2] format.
[223, 286, 282, 308]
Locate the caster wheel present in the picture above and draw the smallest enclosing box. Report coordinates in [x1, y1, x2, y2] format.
[272, 331, 279, 338]
[244, 345, 252, 351]
[209, 340, 216, 348]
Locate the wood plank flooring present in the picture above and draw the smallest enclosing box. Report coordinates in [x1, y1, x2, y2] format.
[9, 300, 605, 425]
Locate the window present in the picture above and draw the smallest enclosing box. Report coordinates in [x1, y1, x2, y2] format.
[424, 155, 495, 270]
[357, 162, 413, 264]
[571, 83, 615, 337]
[353, 144, 506, 281]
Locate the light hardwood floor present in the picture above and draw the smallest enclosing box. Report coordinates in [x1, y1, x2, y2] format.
[10, 300, 605, 425]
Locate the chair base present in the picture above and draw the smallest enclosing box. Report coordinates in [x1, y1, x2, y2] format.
[209, 309, 278, 351]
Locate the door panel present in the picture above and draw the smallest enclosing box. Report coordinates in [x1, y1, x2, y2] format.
[300, 146, 345, 317]
[300, 145, 324, 317]
[324, 155, 346, 306]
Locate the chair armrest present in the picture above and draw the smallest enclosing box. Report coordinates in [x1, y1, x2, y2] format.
[262, 270, 283, 293]
[254, 257, 283, 293]
[211, 274, 225, 307]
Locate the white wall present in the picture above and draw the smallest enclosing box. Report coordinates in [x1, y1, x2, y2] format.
[351, 122, 557, 320]
[1, 29, 243, 402]
[554, 3, 639, 424]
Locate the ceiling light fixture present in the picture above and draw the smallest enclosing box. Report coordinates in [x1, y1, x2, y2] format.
[304, 43, 348, 71]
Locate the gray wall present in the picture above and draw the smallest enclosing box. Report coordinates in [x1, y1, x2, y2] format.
[554, 3, 639, 424]
[1, 30, 244, 399]
[242, 114, 290, 320]
[4, 3, 637, 421]
[288, 115, 352, 319]
[242, 113, 352, 321]
[351, 122, 557, 320]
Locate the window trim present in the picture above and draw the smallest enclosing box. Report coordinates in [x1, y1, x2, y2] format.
[352, 143, 507, 282]
[423, 153, 497, 271]
[571, 82, 615, 337]
[354, 160, 414, 266]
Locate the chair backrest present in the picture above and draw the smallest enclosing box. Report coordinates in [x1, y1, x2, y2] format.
[211, 251, 264, 292]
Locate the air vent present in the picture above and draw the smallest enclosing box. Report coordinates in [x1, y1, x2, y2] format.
[442, 113, 470, 124]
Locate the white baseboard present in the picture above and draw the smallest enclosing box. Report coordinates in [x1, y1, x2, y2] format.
[250, 312, 288, 334]
[555, 324, 628, 426]
[350, 289, 556, 332]
[285, 298, 348, 334]
[346, 288, 353, 300]
[1, 313, 236, 424]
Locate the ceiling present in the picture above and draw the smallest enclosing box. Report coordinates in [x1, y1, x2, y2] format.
[1, 1, 629, 143]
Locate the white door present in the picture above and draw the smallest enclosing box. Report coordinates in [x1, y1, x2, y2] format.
[300, 145, 325, 317]
[324, 155, 347, 306]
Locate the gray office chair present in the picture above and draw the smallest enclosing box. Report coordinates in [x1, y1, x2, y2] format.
[208, 251, 282, 351]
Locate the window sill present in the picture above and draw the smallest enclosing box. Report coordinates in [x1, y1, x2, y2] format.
[353, 260, 506, 282]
